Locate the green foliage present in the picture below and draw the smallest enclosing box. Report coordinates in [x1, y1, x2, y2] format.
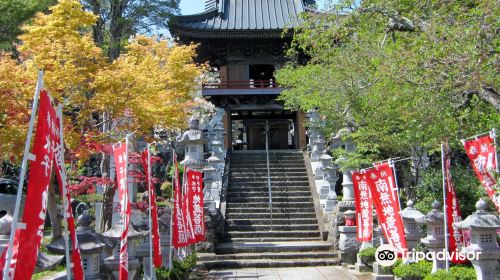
[277, 0, 500, 172]
[0, 0, 53, 50]
[161, 181, 173, 199]
[359, 247, 377, 264]
[414, 165, 487, 217]
[31, 265, 65, 280]
[423, 266, 476, 280]
[156, 251, 197, 280]
[393, 260, 433, 280]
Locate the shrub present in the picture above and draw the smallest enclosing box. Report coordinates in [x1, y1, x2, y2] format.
[423, 266, 476, 280]
[393, 260, 432, 280]
[359, 247, 376, 264]
[156, 251, 197, 280]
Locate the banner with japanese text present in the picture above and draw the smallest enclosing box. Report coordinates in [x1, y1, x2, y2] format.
[141, 149, 162, 267]
[172, 154, 189, 247]
[366, 163, 407, 253]
[352, 170, 373, 242]
[442, 143, 465, 263]
[463, 133, 499, 210]
[12, 90, 58, 279]
[185, 168, 205, 243]
[53, 108, 84, 280]
[182, 168, 195, 244]
[113, 142, 130, 280]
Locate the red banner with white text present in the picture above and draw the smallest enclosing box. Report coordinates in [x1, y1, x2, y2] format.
[366, 163, 407, 253]
[141, 149, 162, 267]
[463, 134, 499, 210]
[12, 90, 58, 279]
[442, 143, 466, 263]
[172, 154, 189, 247]
[352, 170, 373, 242]
[186, 168, 205, 243]
[113, 142, 130, 280]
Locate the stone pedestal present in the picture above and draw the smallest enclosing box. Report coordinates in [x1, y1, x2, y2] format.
[372, 262, 394, 280]
[355, 242, 374, 272]
[338, 225, 360, 264]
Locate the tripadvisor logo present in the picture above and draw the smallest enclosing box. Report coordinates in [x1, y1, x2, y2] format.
[375, 244, 483, 267]
[375, 244, 398, 266]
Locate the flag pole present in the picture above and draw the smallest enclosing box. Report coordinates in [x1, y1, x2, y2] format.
[441, 143, 450, 272]
[491, 129, 499, 174]
[389, 159, 403, 216]
[57, 105, 72, 280]
[461, 131, 490, 141]
[146, 144, 155, 279]
[168, 150, 175, 271]
[3, 71, 44, 280]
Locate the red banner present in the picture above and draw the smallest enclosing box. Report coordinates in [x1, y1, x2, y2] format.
[185, 168, 205, 243]
[442, 143, 466, 263]
[366, 163, 407, 253]
[172, 154, 189, 247]
[113, 142, 130, 280]
[463, 134, 499, 210]
[352, 170, 373, 242]
[11, 90, 58, 279]
[141, 149, 162, 268]
[53, 110, 84, 279]
[0, 229, 21, 278]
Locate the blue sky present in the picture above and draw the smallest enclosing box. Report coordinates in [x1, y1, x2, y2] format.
[179, 0, 330, 15]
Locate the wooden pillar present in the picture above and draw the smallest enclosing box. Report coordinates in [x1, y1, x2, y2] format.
[296, 111, 306, 149]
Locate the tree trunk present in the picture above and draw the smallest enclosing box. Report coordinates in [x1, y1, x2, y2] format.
[108, 0, 129, 60]
[47, 173, 62, 241]
[478, 86, 500, 113]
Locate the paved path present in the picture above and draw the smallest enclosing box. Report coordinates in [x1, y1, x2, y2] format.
[206, 266, 359, 280]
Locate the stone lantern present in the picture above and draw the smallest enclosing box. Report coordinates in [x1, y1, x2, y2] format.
[179, 116, 205, 169]
[0, 212, 13, 254]
[102, 220, 146, 279]
[338, 210, 360, 264]
[454, 199, 500, 280]
[202, 165, 217, 214]
[401, 200, 424, 250]
[324, 167, 339, 213]
[47, 211, 113, 279]
[311, 135, 326, 163]
[416, 200, 445, 273]
[158, 208, 171, 268]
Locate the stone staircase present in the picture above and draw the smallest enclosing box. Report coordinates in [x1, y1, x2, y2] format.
[198, 150, 338, 270]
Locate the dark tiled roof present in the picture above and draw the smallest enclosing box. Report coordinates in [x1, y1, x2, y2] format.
[170, 0, 313, 38]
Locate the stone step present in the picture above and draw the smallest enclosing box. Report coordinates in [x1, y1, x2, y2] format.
[198, 251, 337, 261]
[226, 207, 314, 213]
[197, 258, 340, 270]
[230, 163, 306, 168]
[225, 213, 317, 220]
[230, 167, 306, 172]
[226, 201, 315, 208]
[225, 224, 319, 231]
[226, 191, 313, 197]
[224, 231, 321, 239]
[221, 236, 323, 242]
[229, 181, 310, 187]
[228, 186, 311, 192]
[230, 161, 305, 165]
[231, 176, 309, 181]
[231, 171, 308, 176]
[227, 196, 313, 203]
[226, 218, 318, 226]
[214, 241, 332, 254]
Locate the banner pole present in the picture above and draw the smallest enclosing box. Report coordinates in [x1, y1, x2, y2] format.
[57, 106, 72, 280]
[461, 131, 490, 141]
[147, 144, 155, 279]
[168, 150, 174, 271]
[3, 71, 44, 280]
[389, 159, 403, 216]
[491, 129, 499, 174]
[441, 143, 450, 272]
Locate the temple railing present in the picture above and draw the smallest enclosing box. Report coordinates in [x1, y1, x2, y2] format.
[202, 79, 278, 89]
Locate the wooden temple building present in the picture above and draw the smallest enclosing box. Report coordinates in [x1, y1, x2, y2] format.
[169, 0, 317, 150]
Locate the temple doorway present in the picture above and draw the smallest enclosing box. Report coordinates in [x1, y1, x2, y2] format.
[230, 110, 297, 150]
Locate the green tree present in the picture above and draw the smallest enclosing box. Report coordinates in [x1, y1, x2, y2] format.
[0, 0, 53, 51]
[80, 0, 179, 60]
[276, 0, 500, 170]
